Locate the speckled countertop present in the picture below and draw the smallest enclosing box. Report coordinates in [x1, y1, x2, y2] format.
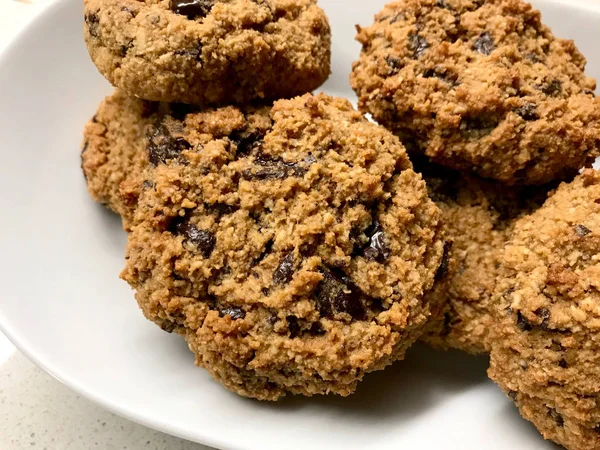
[0, 3, 212, 449]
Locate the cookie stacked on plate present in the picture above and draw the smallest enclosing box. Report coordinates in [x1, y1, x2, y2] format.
[81, 0, 448, 401]
[351, 0, 600, 449]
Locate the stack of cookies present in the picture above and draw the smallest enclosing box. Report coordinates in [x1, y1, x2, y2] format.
[80, 0, 600, 449]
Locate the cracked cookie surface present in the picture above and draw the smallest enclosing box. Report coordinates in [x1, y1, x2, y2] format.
[121, 93, 445, 400]
[84, 0, 331, 105]
[351, 0, 600, 185]
[488, 169, 600, 450]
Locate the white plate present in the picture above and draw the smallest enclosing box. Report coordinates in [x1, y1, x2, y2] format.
[0, 0, 597, 448]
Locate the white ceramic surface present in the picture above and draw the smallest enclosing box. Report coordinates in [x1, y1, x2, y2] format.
[0, 0, 597, 448]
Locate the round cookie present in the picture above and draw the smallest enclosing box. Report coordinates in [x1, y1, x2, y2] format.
[81, 89, 271, 229]
[488, 169, 600, 449]
[84, 0, 331, 105]
[351, 0, 600, 185]
[416, 159, 551, 354]
[121, 93, 446, 400]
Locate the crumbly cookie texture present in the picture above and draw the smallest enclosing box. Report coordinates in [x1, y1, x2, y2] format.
[351, 0, 600, 185]
[81, 90, 271, 229]
[121, 93, 445, 400]
[84, 0, 331, 105]
[417, 159, 552, 353]
[488, 169, 600, 450]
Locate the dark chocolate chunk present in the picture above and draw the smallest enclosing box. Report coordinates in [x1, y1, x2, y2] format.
[273, 252, 295, 285]
[547, 408, 564, 427]
[541, 80, 562, 97]
[583, 89, 596, 97]
[314, 267, 367, 320]
[230, 130, 265, 156]
[408, 33, 429, 58]
[169, 0, 214, 19]
[516, 311, 534, 331]
[287, 315, 300, 338]
[211, 202, 238, 216]
[363, 222, 391, 263]
[253, 238, 274, 267]
[473, 32, 495, 55]
[85, 13, 100, 38]
[142, 180, 154, 189]
[575, 224, 591, 237]
[243, 153, 306, 180]
[423, 66, 458, 86]
[147, 123, 191, 166]
[171, 220, 216, 258]
[174, 45, 203, 61]
[534, 307, 551, 330]
[558, 358, 568, 368]
[460, 114, 499, 138]
[308, 322, 325, 336]
[160, 321, 177, 333]
[305, 153, 317, 165]
[220, 306, 246, 320]
[385, 56, 403, 74]
[508, 391, 518, 401]
[515, 103, 539, 121]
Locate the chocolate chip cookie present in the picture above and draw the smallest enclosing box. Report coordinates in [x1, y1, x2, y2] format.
[81, 90, 272, 229]
[417, 158, 552, 354]
[488, 169, 600, 449]
[351, 0, 600, 185]
[120, 93, 446, 400]
[84, 0, 331, 105]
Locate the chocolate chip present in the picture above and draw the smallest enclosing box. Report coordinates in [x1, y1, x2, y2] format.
[389, 12, 405, 24]
[305, 153, 317, 165]
[210, 202, 238, 215]
[243, 153, 306, 180]
[594, 425, 600, 434]
[473, 32, 495, 55]
[408, 33, 429, 58]
[558, 358, 568, 368]
[252, 238, 273, 267]
[583, 89, 596, 97]
[525, 53, 542, 63]
[575, 224, 591, 237]
[287, 315, 300, 338]
[171, 220, 216, 258]
[534, 307, 551, 330]
[435, 241, 452, 280]
[515, 103, 539, 121]
[85, 13, 100, 38]
[273, 252, 295, 285]
[516, 311, 534, 331]
[541, 80, 562, 97]
[436, 0, 452, 8]
[314, 267, 367, 320]
[308, 322, 325, 336]
[219, 306, 246, 320]
[547, 408, 564, 427]
[230, 130, 264, 156]
[169, 0, 214, 19]
[508, 391, 518, 401]
[142, 180, 154, 189]
[362, 222, 391, 263]
[385, 56, 403, 74]
[147, 123, 191, 166]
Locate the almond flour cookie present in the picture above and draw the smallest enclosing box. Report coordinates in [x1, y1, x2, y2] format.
[488, 169, 600, 450]
[81, 90, 271, 229]
[84, 0, 331, 105]
[351, 0, 600, 185]
[121, 93, 445, 400]
[417, 159, 551, 354]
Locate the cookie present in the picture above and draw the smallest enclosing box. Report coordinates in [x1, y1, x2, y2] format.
[81, 90, 271, 229]
[350, 0, 600, 185]
[488, 169, 600, 449]
[84, 0, 331, 105]
[417, 159, 551, 354]
[120, 93, 446, 400]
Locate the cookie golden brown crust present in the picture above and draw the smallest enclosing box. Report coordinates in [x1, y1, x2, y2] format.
[351, 0, 600, 185]
[488, 169, 600, 450]
[84, 0, 331, 105]
[417, 159, 552, 353]
[81, 90, 272, 229]
[121, 93, 445, 400]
